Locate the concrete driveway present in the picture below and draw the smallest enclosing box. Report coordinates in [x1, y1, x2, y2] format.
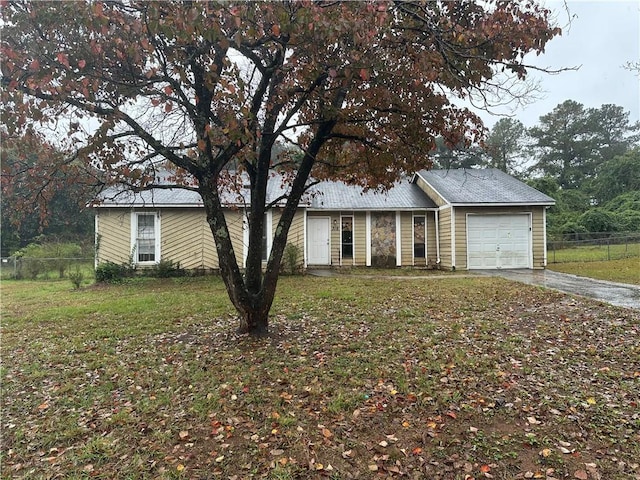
[477, 269, 640, 310]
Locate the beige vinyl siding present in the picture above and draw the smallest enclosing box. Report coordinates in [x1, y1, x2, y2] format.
[97, 207, 266, 271]
[400, 212, 413, 266]
[200, 217, 219, 269]
[224, 209, 245, 266]
[161, 209, 217, 269]
[454, 208, 467, 269]
[270, 208, 305, 268]
[96, 209, 132, 265]
[426, 213, 437, 267]
[438, 207, 452, 269]
[271, 208, 281, 243]
[354, 212, 367, 266]
[531, 207, 547, 269]
[269, 208, 305, 249]
[285, 210, 305, 248]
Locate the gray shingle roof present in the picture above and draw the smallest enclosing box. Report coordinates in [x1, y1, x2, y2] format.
[415, 168, 555, 205]
[308, 178, 437, 210]
[96, 175, 438, 210]
[96, 176, 310, 207]
[96, 169, 551, 210]
[97, 187, 204, 207]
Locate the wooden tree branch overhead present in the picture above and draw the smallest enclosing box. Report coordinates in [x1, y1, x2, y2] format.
[1, 0, 562, 335]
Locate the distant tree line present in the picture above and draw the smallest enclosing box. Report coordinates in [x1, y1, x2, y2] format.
[1, 132, 97, 257]
[430, 100, 640, 238]
[2, 100, 638, 256]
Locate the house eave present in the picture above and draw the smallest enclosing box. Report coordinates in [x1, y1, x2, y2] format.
[448, 202, 556, 208]
[94, 201, 306, 209]
[95, 203, 205, 208]
[306, 207, 439, 212]
[413, 171, 449, 206]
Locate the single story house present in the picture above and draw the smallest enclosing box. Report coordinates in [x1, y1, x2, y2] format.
[93, 168, 555, 271]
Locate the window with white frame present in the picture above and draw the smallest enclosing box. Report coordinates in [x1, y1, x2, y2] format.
[413, 215, 426, 259]
[133, 213, 158, 263]
[341, 216, 353, 259]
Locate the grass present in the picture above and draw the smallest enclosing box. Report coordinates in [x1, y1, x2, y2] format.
[547, 241, 640, 284]
[548, 257, 640, 285]
[0, 259, 95, 284]
[2, 275, 640, 479]
[548, 241, 640, 263]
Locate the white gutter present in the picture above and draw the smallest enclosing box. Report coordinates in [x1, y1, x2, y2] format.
[395, 211, 402, 267]
[242, 213, 249, 268]
[303, 209, 308, 269]
[365, 212, 371, 267]
[94, 213, 99, 268]
[543, 207, 548, 267]
[434, 209, 440, 266]
[448, 202, 555, 208]
[450, 206, 456, 270]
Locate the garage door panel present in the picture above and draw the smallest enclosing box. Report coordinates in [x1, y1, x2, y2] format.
[467, 214, 531, 269]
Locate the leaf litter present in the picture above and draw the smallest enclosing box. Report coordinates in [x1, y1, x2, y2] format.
[2, 276, 639, 479]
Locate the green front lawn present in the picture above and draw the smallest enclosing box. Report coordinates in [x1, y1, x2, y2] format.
[548, 242, 640, 263]
[2, 276, 639, 479]
[548, 257, 640, 285]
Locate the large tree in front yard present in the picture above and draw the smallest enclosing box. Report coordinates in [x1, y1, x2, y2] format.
[1, 1, 560, 335]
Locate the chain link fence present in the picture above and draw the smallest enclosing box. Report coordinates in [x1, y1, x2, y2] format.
[1, 257, 94, 280]
[548, 232, 640, 263]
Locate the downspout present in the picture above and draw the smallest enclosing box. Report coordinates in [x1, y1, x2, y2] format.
[265, 210, 273, 261]
[338, 215, 343, 267]
[303, 208, 308, 269]
[94, 213, 99, 269]
[395, 211, 402, 267]
[156, 210, 162, 264]
[542, 207, 548, 268]
[450, 206, 456, 271]
[242, 210, 249, 269]
[365, 212, 371, 267]
[434, 209, 441, 266]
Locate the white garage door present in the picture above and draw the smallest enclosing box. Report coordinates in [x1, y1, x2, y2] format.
[467, 214, 531, 269]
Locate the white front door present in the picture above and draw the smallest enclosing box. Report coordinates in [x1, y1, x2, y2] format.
[307, 217, 331, 265]
[467, 214, 531, 269]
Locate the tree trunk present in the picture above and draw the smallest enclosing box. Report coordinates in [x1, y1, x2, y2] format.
[236, 305, 270, 337]
[197, 115, 339, 339]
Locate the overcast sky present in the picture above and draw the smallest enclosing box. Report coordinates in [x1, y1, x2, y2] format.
[475, 0, 640, 129]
